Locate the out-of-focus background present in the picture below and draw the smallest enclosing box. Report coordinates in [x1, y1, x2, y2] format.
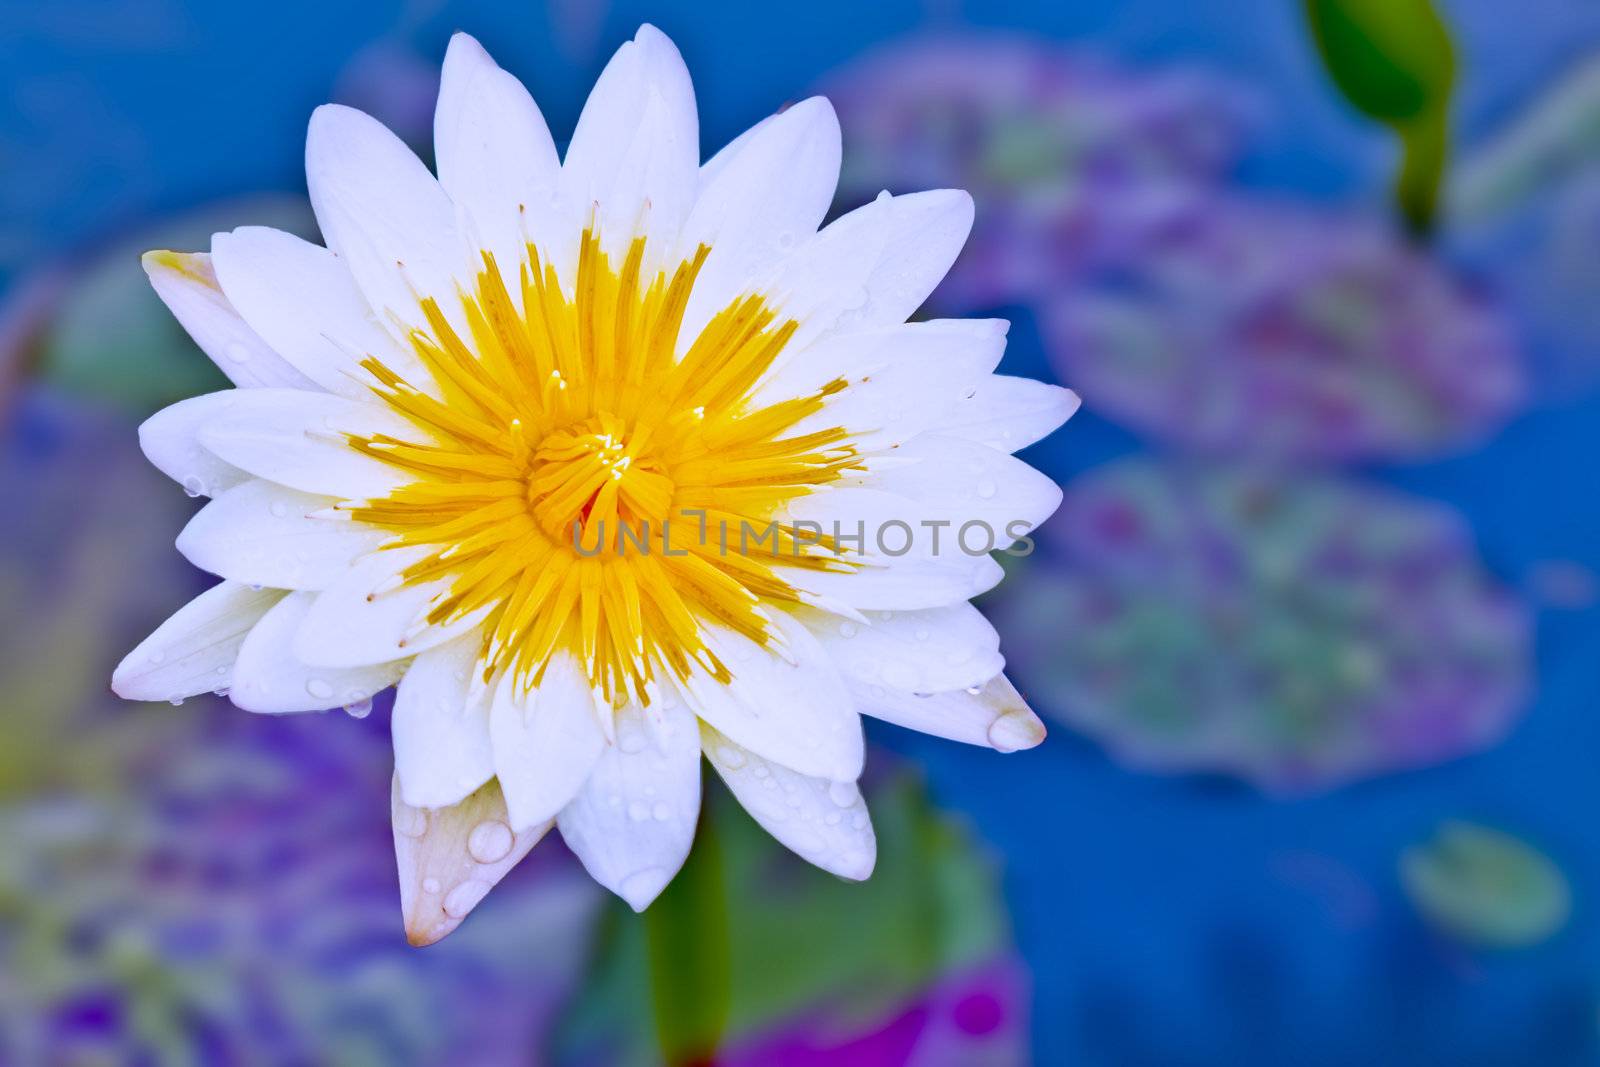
[3, 0, 1599, 1063]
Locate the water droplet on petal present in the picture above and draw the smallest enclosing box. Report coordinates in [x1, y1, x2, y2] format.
[443, 879, 492, 918]
[343, 696, 373, 719]
[395, 806, 428, 838]
[421, 877, 442, 894]
[838, 621, 859, 638]
[627, 800, 650, 822]
[181, 476, 205, 498]
[716, 745, 745, 768]
[977, 479, 998, 500]
[828, 781, 860, 808]
[306, 678, 334, 701]
[268, 499, 289, 518]
[651, 802, 671, 822]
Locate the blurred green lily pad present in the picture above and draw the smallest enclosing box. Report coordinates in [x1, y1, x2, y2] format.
[1401, 821, 1570, 949]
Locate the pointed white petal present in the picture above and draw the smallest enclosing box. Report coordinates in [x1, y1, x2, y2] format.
[194, 388, 416, 499]
[761, 319, 1007, 451]
[392, 632, 497, 809]
[676, 610, 862, 781]
[940, 375, 1081, 454]
[210, 226, 425, 397]
[798, 603, 1004, 695]
[111, 581, 286, 702]
[676, 96, 840, 347]
[175, 479, 388, 590]
[137, 392, 250, 497]
[393, 775, 551, 946]
[229, 591, 403, 712]
[489, 654, 607, 831]
[775, 553, 1005, 613]
[759, 189, 974, 348]
[293, 545, 487, 668]
[557, 699, 702, 911]
[141, 251, 319, 390]
[852, 433, 1064, 535]
[305, 103, 474, 335]
[435, 32, 560, 292]
[854, 672, 1047, 751]
[702, 726, 875, 880]
[562, 25, 698, 266]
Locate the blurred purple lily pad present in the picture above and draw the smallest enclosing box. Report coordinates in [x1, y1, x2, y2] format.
[824, 35, 1256, 313]
[1044, 201, 1525, 462]
[993, 458, 1531, 793]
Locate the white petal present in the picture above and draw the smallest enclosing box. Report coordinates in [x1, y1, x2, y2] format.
[392, 633, 496, 809]
[489, 654, 606, 831]
[305, 103, 473, 334]
[675, 610, 862, 781]
[758, 189, 973, 348]
[775, 553, 1005, 613]
[556, 699, 702, 911]
[210, 226, 425, 397]
[175, 479, 389, 590]
[562, 25, 698, 266]
[434, 32, 560, 292]
[141, 251, 320, 390]
[194, 388, 416, 499]
[851, 433, 1064, 536]
[676, 96, 840, 348]
[760, 319, 1007, 451]
[941, 375, 1081, 454]
[853, 672, 1047, 751]
[393, 775, 551, 946]
[798, 603, 1004, 694]
[292, 545, 487, 668]
[137, 392, 250, 497]
[702, 726, 875, 880]
[111, 581, 286, 702]
[230, 591, 403, 713]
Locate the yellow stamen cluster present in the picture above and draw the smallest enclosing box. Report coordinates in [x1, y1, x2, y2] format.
[345, 231, 858, 706]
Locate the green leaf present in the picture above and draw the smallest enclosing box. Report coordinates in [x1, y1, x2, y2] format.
[1303, 0, 1457, 234]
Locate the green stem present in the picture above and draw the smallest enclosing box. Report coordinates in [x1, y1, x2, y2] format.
[1395, 107, 1450, 239]
[644, 781, 731, 1067]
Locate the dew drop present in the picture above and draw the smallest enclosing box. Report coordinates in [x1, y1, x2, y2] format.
[343, 696, 373, 719]
[305, 678, 335, 701]
[395, 806, 428, 838]
[443, 879, 491, 918]
[181, 476, 205, 498]
[976, 479, 998, 500]
[651, 802, 671, 822]
[838, 621, 859, 638]
[148, 649, 167, 665]
[168, 697, 185, 706]
[268, 500, 289, 519]
[421, 877, 442, 894]
[828, 781, 860, 808]
[467, 825, 515, 863]
[627, 800, 650, 822]
[716, 745, 745, 769]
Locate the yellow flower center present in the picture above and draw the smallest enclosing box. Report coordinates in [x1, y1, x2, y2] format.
[344, 230, 857, 706]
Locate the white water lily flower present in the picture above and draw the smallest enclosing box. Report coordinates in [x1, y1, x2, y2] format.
[112, 25, 1078, 944]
